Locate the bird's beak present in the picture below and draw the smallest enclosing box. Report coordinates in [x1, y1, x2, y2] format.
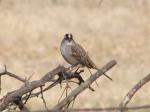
[68, 39, 71, 42]
[68, 38, 72, 42]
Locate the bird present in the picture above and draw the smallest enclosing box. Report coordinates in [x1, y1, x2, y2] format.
[60, 33, 112, 81]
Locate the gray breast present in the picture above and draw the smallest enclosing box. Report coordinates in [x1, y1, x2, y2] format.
[60, 41, 79, 65]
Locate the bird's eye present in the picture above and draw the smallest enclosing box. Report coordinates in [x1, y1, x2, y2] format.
[64, 34, 69, 40]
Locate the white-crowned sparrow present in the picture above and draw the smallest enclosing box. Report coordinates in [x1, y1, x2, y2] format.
[60, 33, 112, 80]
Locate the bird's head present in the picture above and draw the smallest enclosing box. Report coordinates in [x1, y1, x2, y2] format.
[64, 33, 73, 43]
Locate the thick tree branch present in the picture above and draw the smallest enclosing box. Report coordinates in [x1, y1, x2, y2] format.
[119, 73, 150, 112]
[51, 60, 117, 111]
[0, 65, 65, 111]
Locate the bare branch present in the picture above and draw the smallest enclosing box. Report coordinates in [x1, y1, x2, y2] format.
[119, 74, 150, 112]
[0, 65, 64, 111]
[0, 65, 26, 83]
[51, 60, 117, 111]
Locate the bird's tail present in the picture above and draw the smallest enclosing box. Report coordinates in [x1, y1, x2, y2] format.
[94, 66, 113, 81]
[86, 55, 113, 81]
[102, 72, 112, 80]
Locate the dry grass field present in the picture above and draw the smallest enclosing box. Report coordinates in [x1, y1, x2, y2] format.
[0, 0, 150, 111]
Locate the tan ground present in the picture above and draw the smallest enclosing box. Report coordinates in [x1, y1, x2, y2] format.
[0, 0, 150, 111]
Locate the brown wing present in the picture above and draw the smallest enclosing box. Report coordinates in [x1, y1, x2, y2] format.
[71, 43, 82, 61]
[85, 54, 98, 69]
[71, 43, 97, 69]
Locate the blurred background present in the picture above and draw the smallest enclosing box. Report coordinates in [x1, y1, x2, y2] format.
[0, 0, 150, 111]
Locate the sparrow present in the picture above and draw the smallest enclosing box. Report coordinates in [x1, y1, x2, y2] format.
[60, 33, 112, 80]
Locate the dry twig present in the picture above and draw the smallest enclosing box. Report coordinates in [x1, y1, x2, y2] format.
[119, 73, 150, 112]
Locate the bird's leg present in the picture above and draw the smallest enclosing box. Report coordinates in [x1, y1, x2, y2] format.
[74, 66, 81, 74]
[67, 65, 76, 73]
[68, 62, 80, 72]
[67, 65, 74, 71]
